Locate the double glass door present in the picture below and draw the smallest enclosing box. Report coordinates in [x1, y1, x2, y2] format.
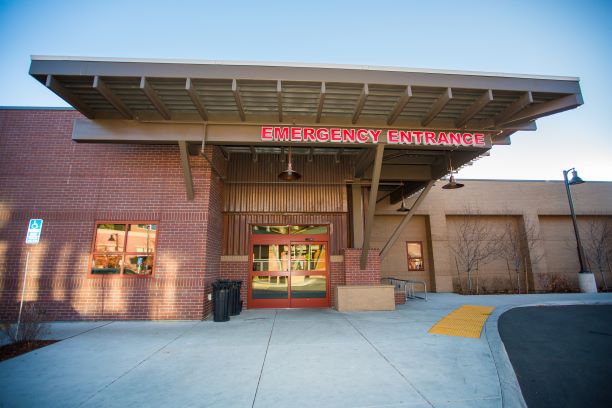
[249, 227, 329, 308]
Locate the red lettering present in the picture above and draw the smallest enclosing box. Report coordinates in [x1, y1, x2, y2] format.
[291, 127, 302, 141]
[387, 130, 399, 144]
[330, 128, 342, 142]
[412, 131, 423, 144]
[342, 129, 356, 143]
[369, 129, 381, 143]
[462, 133, 473, 145]
[449, 132, 462, 145]
[262, 126, 273, 140]
[437, 132, 449, 145]
[273, 127, 289, 141]
[316, 128, 329, 142]
[474, 133, 485, 146]
[424, 131, 436, 145]
[399, 130, 412, 144]
[356, 129, 369, 143]
[303, 127, 316, 142]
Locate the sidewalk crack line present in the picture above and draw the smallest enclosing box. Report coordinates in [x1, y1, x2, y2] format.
[343, 315, 435, 408]
[251, 310, 277, 408]
[76, 321, 201, 407]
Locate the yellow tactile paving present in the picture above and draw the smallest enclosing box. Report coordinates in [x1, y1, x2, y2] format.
[428, 305, 495, 338]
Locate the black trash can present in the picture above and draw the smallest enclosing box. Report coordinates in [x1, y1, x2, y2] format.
[229, 280, 243, 316]
[234, 281, 243, 314]
[212, 281, 230, 322]
[219, 279, 237, 316]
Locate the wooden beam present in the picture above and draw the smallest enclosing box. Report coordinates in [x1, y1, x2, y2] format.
[277, 80, 283, 122]
[140, 77, 171, 120]
[232, 79, 246, 121]
[178, 141, 194, 200]
[45, 75, 95, 119]
[360, 143, 385, 269]
[387, 85, 413, 125]
[491, 130, 515, 145]
[421, 87, 453, 126]
[335, 147, 343, 163]
[351, 182, 364, 248]
[455, 89, 493, 128]
[93, 76, 133, 119]
[379, 180, 435, 260]
[316, 82, 326, 123]
[497, 93, 583, 127]
[185, 78, 208, 121]
[354, 148, 375, 178]
[493, 91, 533, 126]
[352, 83, 369, 124]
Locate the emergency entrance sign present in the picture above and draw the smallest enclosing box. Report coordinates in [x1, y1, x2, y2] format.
[25, 219, 43, 244]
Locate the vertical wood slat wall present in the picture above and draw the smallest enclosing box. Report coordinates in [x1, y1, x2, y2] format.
[223, 153, 354, 255]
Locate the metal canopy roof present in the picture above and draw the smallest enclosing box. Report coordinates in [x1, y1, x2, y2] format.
[29, 56, 583, 143]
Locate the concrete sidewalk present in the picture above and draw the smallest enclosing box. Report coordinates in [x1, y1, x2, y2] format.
[1, 293, 611, 408]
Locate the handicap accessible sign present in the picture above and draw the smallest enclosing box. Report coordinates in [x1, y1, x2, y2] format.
[25, 219, 44, 245]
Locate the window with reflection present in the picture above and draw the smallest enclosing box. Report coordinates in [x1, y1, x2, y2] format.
[251, 275, 289, 299]
[252, 244, 289, 271]
[291, 243, 326, 271]
[406, 241, 424, 271]
[291, 275, 327, 298]
[91, 223, 158, 276]
[290, 225, 328, 235]
[252, 225, 289, 235]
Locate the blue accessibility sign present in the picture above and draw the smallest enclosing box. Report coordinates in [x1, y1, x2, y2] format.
[26, 219, 44, 244]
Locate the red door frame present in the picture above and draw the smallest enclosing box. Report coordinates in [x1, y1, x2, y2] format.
[248, 226, 330, 309]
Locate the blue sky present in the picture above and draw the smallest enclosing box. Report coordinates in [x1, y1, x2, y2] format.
[1, 0, 611, 181]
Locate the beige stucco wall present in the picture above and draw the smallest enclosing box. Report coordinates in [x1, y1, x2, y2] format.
[371, 215, 434, 289]
[373, 180, 612, 293]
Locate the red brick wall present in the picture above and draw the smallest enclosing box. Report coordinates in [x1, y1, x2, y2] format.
[220, 259, 249, 308]
[394, 291, 406, 305]
[343, 248, 381, 285]
[329, 259, 345, 306]
[0, 109, 222, 320]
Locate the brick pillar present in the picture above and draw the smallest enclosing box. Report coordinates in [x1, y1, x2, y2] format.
[343, 248, 381, 285]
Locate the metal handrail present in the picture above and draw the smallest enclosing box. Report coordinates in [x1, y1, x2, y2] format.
[382, 277, 428, 301]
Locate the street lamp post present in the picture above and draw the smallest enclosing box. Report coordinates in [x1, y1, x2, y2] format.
[562, 168, 597, 293]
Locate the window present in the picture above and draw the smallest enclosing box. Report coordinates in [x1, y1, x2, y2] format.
[406, 241, 424, 271]
[91, 222, 158, 276]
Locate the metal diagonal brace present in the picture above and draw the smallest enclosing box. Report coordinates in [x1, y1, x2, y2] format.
[360, 143, 385, 269]
[379, 180, 435, 261]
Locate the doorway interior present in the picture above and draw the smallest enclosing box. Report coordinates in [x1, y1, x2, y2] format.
[248, 225, 330, 308]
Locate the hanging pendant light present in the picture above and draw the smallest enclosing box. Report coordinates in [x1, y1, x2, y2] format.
[278, 146, 301, 181]
[397, 183, 410, 212]
[442, 154, 464, 189]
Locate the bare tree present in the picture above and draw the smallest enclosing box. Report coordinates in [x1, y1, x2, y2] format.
[499, 215, 542, 293]
[582, 218, 612, 291]
[450, 209, 501, 294]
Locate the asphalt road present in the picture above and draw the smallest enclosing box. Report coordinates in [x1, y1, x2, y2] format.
[499, 305, 612, 408]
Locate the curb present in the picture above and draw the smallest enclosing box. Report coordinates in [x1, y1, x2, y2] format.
[485, 300, 612, 408]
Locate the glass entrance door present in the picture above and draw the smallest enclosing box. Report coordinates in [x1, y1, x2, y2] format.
[289, 242, 328, 308]
[248, 226, 329, 308]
